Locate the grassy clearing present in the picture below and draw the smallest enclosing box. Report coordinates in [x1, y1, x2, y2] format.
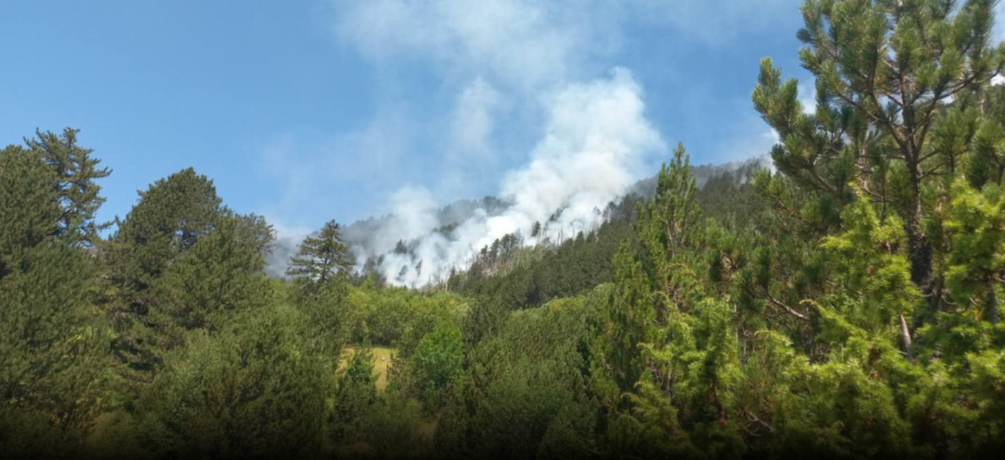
[340, 346, 395, 391]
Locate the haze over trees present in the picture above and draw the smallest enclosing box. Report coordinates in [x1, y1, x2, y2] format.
[3, 1, 1005, 459]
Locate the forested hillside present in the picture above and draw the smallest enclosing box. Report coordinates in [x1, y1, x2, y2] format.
[4, 1, 1005, 459]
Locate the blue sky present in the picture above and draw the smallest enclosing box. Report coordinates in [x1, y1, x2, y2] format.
[1, 1, 821, 236]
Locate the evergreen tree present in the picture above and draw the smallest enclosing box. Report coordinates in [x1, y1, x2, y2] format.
[0, 244, 105, 457]
[0, 140, 106, 458]
[753, 0, 1005, 326]
[25, 128, 110, 245]
[286, 219, 354, 292]
[409, 322, 464, 411]
[106, 167, 224, 296]
[333, 346, 378, 441]
[126, 306, 332, 460]
[592, 144, 728, 458]
[0, 145, 59, 280]
[942, 178, 1005, 324]
[155, 212, 275, 331]
[103, 168, 226, 380]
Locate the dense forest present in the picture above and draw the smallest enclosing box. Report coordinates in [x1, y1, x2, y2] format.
[5, 1, 1005, 458]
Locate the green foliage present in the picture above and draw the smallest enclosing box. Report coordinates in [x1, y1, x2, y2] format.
[461, 295, 509, 347]
[297, 280, 350, 358]
[102, 167, 275, 393]
[943, 179, 1005, 323]
[408, 323, 464, 410]
[342, 282, 467, 352]
[755, 0, 1005, 328]
[109, 167, 224, 286]
[0, 135, 108, 458]
[103, 168, 226, 354]
[591, 145, 754, 458]
[0, 244, 107, 458]
[7, 4, 1005, 454]
[155, 212, 274, 330]
[287, 219, 353, 294]
[590, 242, 650, 404]
[25, 128, 111, 245]
[436, 293, 602, 459]
[356, 389, 431, 458]
[0, 145, 60, 279]
[821, 193, 921, 331]
[333, 346, 378, 442]
[116, 305, 333, 459]
[586, 134, 1003, 457]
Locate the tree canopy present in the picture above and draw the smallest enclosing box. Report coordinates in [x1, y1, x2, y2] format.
[5, 1, 1005, 458]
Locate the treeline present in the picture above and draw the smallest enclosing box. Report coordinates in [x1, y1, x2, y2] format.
[0, 128, 470, 458]
[4, 1, 1005, 458]
[446, 162, 769, 313]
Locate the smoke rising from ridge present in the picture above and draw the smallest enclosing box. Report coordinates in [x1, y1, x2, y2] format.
[256, 1, 804, 281]
[262, 1, 785, 284]
[352, 68, 663, 287]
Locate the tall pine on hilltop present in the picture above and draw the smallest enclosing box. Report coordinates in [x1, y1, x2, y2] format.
[287, 219, 354, 291]
[1, 136, 106, 457]
[286, 219, 355, 358]
[25, 128, 111, 246]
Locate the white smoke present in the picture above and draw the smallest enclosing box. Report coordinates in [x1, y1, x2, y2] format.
[261, 1, 798, 282]
[377, 185, 440, 251]
[325, 0, 678, 286]
[450, 77, 502, 159]
[360, 68, 664, 287]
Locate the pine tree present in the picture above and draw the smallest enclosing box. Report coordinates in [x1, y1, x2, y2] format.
[103, 168, 225, 379]
[155, 212, 275, 330]
[0, 145, 59, 280]
[753, 0, 1005, 326]
[130, 307, 332, 459]
[286, 219, 353, 291]
[0, 245, 104, 451]
[106, 167, 224, 296]
[333, 346, 377, 441]
[25, 128, 110, 245]
[0, 141, 105, 457]
[592, 144, 744, 457]
[942, 178, 1005, 324]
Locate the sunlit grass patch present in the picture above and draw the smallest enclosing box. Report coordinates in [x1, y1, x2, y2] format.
[340, 346, 395, 391]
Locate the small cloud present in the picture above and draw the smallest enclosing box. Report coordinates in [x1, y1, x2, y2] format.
[330, 0, 614, 91]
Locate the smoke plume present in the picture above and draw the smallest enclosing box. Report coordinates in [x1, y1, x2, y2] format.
[349, 68, 663, 287]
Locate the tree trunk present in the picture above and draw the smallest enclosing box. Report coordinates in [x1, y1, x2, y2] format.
[905, 162, 935, 329]
[906, 219, 933, 293]
[899, 313, 913, 360]
[986, 279, 998, 325]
